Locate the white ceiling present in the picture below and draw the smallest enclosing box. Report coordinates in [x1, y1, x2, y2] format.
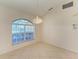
[0, 0, 65, 16]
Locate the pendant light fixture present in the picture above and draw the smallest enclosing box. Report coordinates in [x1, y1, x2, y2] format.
[33, 0, 43, 24]
[33, 16, 43, 24]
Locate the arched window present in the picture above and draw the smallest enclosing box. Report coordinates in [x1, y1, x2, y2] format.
[12, 18, 35, 45]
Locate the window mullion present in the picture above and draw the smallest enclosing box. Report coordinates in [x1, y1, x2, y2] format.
[24, 25, 26, 41]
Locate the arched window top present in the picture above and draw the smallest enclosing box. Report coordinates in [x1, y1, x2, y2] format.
[13, 18, 33, 25]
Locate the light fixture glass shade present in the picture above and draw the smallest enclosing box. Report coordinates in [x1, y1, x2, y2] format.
[33, 16, 42, 24]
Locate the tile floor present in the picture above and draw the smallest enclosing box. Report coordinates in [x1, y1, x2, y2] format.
[0, 43, 77, 59]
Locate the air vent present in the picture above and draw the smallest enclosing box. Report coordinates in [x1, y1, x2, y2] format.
[63, 1, 73, 9]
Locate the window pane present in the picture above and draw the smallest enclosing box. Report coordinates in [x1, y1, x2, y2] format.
[25, 26, 34, 40]
[12, 24, 25, 44]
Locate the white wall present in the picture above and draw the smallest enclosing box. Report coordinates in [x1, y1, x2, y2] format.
[0, 0, 77, 55]
[43, 0, 78, 53]
[0, 6, 40, 55]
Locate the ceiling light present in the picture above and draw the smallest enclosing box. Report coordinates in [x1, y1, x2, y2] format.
[48, 8, 53, 11]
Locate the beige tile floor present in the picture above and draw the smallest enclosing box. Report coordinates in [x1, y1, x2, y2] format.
[0, 43, 77, 59]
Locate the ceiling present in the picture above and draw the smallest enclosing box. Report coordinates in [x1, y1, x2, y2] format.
[0, 0, 65, 16]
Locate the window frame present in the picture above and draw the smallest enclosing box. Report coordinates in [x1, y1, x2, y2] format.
[12, 18, 36, 45]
